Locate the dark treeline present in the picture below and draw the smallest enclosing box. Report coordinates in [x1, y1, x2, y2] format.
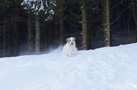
[0, 0, 136, 57]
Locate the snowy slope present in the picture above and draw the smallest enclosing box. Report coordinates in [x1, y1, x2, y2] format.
[0, 43, 137, 90]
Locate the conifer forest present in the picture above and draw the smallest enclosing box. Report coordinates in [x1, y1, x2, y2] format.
[0, 0, 136, 57]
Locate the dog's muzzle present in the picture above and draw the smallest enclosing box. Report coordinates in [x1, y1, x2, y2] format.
[70, 42, 74, 45]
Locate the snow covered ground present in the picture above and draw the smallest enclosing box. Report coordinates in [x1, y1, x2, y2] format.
[0, 43, 137, 90]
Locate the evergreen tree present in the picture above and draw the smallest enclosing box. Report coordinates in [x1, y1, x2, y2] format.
[57, 0, 64, 44]
[28, 13, 33, 53]
[21, 0, 56, 54]
[103, 0, 111, 46]
[81, 0, 88, 50]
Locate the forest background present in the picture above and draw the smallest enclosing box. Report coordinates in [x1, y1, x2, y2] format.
[0, 0, 136, 57]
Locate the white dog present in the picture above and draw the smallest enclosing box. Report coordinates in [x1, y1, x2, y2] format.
[62, 37, 77, 56]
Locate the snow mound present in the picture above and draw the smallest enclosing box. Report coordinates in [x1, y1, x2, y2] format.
[0, 43, 137, 90]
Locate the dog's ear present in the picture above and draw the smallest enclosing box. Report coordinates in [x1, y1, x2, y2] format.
[73, 37, 76, 41]
[66, 38, 70, 42]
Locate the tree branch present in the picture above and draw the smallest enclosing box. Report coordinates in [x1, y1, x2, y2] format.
[110, 3, 131, 25]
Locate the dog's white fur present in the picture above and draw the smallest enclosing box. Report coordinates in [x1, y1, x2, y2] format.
[62, 37, 77, 56]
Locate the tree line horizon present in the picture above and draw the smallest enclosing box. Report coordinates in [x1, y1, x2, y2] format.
[0, 0, 136, 57]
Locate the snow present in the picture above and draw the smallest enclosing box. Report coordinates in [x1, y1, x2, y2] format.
[0, 43, 137, 90]
[21, 0, 55, 18]
[21, 0, 45, 12]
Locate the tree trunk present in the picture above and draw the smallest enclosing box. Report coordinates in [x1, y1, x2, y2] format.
[82, 0, 88, 50]
[44, 28, 47, 49]
[28, 13, 33, 53]
[132, 0, 137, 41]
[58, 0, 64, 44]
[7, 20, 11, 56]
[35, 15, 40, 54]
[103, 0, 111, 47]
[3, 9, 7, 56]
[3, 20, 6, 56]
[14, 17, 19, 55]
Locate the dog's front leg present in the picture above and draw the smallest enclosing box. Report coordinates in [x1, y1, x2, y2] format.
[71, 49, 77, 56]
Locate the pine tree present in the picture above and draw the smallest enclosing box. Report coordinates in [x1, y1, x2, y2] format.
[22, 0, 56, 54]
[82, 0, 88, 50]
[35, 15, 40, 54]
[103, 0, 111, 46]
[28, 13, 33, 53]
[3, 8, 7, 56]
[14, 15, 19, 55]
[58, 0, 64, 44]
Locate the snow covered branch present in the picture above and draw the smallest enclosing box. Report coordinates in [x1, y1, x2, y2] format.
[21, 0, 56, 21]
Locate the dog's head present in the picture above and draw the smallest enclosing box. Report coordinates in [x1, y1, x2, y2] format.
[66, 37, 76, 46]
